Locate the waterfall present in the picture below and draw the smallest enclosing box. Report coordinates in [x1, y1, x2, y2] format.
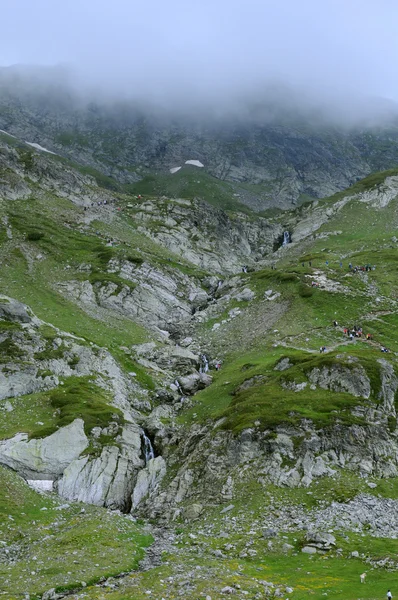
[199, 354, 209, 374]
[142, 432, 155, 464]
[282, 231, 291, 247]
[175, 379, 183, 394]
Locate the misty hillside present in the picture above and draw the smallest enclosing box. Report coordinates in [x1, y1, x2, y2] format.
[3, 66, 398, 210]
[3, 124, 398, 599]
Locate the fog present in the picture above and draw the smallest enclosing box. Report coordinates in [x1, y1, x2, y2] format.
[2, 0, 398, 122]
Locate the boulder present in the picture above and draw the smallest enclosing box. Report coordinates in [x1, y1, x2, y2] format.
[0, 419, 88, 479]
[0, 297, 32, 323]
[184, 503, 203, 520]
[178, 372, 212, 394]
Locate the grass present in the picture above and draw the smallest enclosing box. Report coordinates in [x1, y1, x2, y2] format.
[0, 376, 124, 441]
[181, 345, 388, 433]
[0, 466, 152, 599]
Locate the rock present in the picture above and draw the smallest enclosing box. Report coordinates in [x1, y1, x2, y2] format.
[282, 543, 294, 552]
[131, 456, 166, 510]
[263, 528, 278, 539]
[351, 550, 359, 558]
[286, 587, 294, 593]
[221, 586, 236, 594]
[367, 482, 377, 489]
[235, 288, 255, 302]
[184, 503, 203, 520]
[301, 545, 317, 554]
[274, 358, 292, 371]
[221, 504, 234, 514]
[0, 419, 88, 479]
[41, 589, 57, 600]
[178, 372, 212, 395]
[57, 423, 143, 510]
[0, 297, 32, 323]
[305, 531, 336, 550]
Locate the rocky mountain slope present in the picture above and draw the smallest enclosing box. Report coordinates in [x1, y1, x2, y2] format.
[3, 65, 398, 210]
[2, 127, 398, 599]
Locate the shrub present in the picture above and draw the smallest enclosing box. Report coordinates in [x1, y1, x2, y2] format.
[27, 231, 44, 241]
[298, 283, 314, 298]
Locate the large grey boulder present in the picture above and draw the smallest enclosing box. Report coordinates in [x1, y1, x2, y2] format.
[0, 297, 32, 323]
[178, 372, 212, 394]
[0, 419, 88, 479]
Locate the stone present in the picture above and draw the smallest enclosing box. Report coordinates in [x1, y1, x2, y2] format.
[0, 297, 32, 323]
[235, 288, 255, 302]
[131, 456, 167, 510]
[301, 546, 317, 554]
[0, 419, 88, 479]
[351, 550, 359, 557]
[184, 503, 203, 520]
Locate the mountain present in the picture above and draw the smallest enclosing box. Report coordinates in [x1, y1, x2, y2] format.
[2, 118, 398, 598]
[3, 65, 398, 211]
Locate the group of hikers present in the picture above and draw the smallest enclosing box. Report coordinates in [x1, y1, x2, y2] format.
[318, 320, 390, 353]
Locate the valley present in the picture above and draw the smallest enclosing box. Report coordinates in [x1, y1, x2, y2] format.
[1, 123, 398, 600]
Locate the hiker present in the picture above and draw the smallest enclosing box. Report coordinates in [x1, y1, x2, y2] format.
[349, 262, 352, 269]
[339, 261, 343, 268]
[325, 261, 329, 266]
[309, 261, 312, 267]
[387, 590, 392, 599]
[333, 320, 338, 327]
[320, 346, 326, 353]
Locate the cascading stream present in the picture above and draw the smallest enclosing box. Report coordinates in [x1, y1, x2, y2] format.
[282, 231, 291, 246]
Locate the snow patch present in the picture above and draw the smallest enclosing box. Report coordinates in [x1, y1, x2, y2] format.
[170, 166, 182, 174]
[27, 480, 54, 493]
[0, 129, 16, 138]
[185, 160, 204, 168]
[25, 142, 57, 155]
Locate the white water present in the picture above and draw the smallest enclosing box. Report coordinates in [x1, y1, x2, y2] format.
[142, 432, 155, 464]
[199, 354, 209, 374]
[175, 379, 183, 394]
[282, 231, 291, 246]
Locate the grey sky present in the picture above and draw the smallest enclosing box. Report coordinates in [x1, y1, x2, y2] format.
[2, 0, 398, 105]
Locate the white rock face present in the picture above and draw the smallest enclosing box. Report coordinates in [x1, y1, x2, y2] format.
[131, 456, 166, 510]
[170, 167, 182, 174]
[0, 419, 88, 479]
[185, 160, 204, 167]
[57, 423, 144, 510]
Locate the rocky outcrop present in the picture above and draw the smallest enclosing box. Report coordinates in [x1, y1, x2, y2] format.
[57, 423, 143, 510]
[131, 456, 166, 510]
[0, 419, 88, 479]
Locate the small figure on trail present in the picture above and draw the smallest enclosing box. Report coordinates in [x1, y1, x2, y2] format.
[360, 572, 366, 584]
[302, 262, 305, 267]
[349, 262, 352, 269]
[215, 361, 222, 371]
[320, 346, 326, 353]
[387, 589, 392, 599]
[333, 320, 338, 327]
[381, 346, 389, 353]
[366, 333, 372, 340]
[309, 261, 312, 267]
[339, 261, 343, 268]
[325, 261, 329, 266]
